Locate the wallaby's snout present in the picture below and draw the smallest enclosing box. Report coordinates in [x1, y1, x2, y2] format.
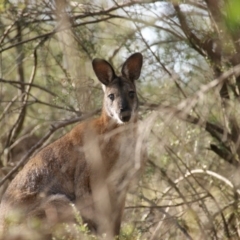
[117, 88, 134, 122]
[120, 110, 131, 122]
[119, 97, 131, 122]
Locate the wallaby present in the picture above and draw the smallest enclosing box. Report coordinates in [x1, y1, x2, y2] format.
[0, 52, 144, 238]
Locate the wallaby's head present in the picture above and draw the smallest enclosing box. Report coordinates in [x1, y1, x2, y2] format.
[92, 53, 143, 124]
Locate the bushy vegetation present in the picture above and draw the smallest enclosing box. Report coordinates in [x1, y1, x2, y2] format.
[1, 0, 240, 239]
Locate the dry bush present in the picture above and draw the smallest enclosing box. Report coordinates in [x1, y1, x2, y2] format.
[1, 0, 240, 239]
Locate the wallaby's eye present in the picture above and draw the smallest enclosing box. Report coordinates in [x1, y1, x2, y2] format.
[129, 91, 135, 98]
[108, 94, 114, 101]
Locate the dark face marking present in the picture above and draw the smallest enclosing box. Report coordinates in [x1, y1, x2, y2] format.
[103, 77, 138, 124]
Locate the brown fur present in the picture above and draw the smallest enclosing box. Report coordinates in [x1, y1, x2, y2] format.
[0, 53, 144, 238]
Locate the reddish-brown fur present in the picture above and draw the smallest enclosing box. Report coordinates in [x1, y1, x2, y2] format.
[0, 53, 144, 238]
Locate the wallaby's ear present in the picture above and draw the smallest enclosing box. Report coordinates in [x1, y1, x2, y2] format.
[121, 52, 143, 82]
[92, 59, 116, 86]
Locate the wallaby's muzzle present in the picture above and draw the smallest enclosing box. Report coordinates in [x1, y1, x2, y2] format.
[120, 110, 131, 122]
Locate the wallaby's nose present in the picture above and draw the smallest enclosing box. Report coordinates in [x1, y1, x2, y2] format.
[120, 100, 129, 113]
[119, 100, 131, 122]
[120, 107, 127, 113]
[120, 110, 131, 122]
